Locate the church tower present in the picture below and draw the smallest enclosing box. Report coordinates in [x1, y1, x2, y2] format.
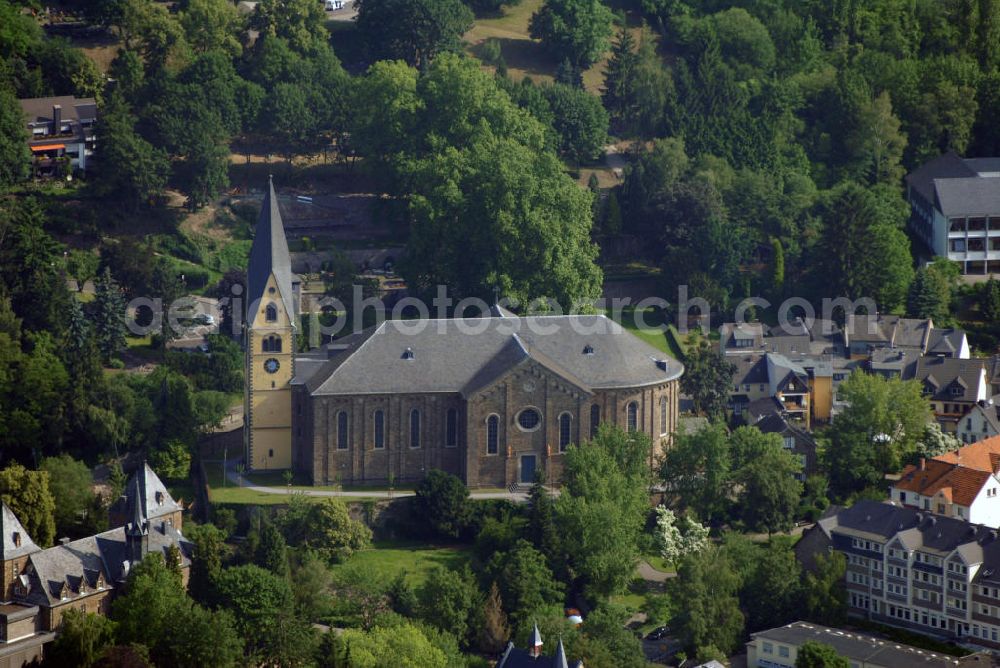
[244, 177, 298, 471]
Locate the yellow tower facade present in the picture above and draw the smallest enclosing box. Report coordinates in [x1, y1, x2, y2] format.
[245, 178, 298, 470]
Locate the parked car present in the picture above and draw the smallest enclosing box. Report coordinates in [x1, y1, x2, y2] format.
[194, 313, 215, 325]
[646, 626, 670, 641]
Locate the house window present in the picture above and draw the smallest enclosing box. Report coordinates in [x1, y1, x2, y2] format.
[265, 303, 278, 322]
[559, 413, 572, 452]
[262, 335, 282, 353]
[626, 402, 638, 432]
[783, 436, 795, 449]
[486, 415, 499, 455]
[373, 410, 385, 449]
[590, 404, 600, 438]
[337, 411, 348, 450]
[410, 409, 421, 448]
[778, 646, 789, 658]
[659, 397, 668, 436]
[446, 408, 458, 447]
[762, 641, 773, 654]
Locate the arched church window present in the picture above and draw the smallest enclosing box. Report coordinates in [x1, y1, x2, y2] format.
[265, 303, 278, 322]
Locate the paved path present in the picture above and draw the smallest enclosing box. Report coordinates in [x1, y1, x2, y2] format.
[220, 460, 548, 501]
[637, 560, 675, 583]
[603, 143, 629, 179]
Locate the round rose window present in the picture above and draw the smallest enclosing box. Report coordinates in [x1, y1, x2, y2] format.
[517, 408, 541, 431]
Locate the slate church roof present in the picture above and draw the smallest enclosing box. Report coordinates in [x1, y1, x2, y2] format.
[298, 315, 684, 397]
[0, 503, 39, 561]
[12, 464, 190, 609]
[108, 463, 182, 523]
[247, 176, 296, 325]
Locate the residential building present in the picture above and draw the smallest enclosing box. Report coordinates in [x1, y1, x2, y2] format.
[746, 621, 994, 668]
[17, 96, 97, 176]
[719, 322, 765, 356]
[751, 410, 818, 480]
[244, 180, 684, 484]
[843, 315, 934, 359]
[914, 357, 989, 432]
[803, 499, 1000, 648]
[959, 401, 1000, 444]
[906, 151, 1000, 275]
[728, 353, 813, 427]
[0, 464, 189, 662]
[891, 455, 1000, 525]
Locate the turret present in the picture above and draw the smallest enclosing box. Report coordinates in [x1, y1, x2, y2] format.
[124, 474, 148, 565]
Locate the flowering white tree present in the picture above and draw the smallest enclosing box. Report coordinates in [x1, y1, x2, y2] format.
[655, 505, 710, 564]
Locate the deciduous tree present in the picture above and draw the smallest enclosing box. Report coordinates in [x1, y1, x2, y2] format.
[529, 0, 614, 68]
[356, 0, 473, 68]
[796, 641, 850, 668]
[671, 546, 745, 656]
[0, 463, 56, 547]
[0, 87, 30, 188]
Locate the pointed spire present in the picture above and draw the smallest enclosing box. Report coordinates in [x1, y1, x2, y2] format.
[247, 177, 296, 325]
[554, 638, 569, 668]
[125, 473, 147, 537]
[528, 622, 543, 657]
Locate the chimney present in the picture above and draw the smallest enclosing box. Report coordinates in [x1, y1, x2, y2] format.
[920, 458, 926, 471]
[52, 104, 62, 135]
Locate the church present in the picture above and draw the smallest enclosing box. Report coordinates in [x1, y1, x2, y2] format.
[244, 179, 684, 486]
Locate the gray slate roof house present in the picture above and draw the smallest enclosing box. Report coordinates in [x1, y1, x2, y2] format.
[108, 462, 183, 526]
[844, 314, 933, 356]
[719, 322, 764, 355]
[914, 357, 988, 405]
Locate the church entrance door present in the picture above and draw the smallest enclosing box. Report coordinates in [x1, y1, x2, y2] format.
[520, 455, 536, 484]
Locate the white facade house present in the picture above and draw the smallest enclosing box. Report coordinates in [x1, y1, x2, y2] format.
[958, 401, 1000, 444]
[906, 152, 1000, 275]
[892, 437, 1000, 527]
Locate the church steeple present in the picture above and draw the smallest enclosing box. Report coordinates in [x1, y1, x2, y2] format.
[246, 175, 296, 326]
[244, 177, 298, 473]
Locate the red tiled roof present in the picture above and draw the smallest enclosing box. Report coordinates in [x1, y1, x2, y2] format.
[935, 435, 1000, 472]
[894, 460, 991, 507]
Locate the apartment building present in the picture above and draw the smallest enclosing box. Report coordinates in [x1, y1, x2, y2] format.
[808, 499, 1000, 649]
[746, 621, 994, 668]
[906, 151, 1000, 275]
[18, 96, 97, 176]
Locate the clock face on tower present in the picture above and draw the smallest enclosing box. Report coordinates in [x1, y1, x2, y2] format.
[264, 358, 280, 374]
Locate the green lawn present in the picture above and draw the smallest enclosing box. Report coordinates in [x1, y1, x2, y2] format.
[605, 307, 675, 358]
[204, 461, 391, 505]
[643, 555, 675, 574]
[331, 540, 473, 587]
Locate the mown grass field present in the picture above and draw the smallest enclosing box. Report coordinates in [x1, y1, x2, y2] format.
[463, 0, 614, 94]
[605, 306, 680, 358]
[330, 540, 473, 587]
